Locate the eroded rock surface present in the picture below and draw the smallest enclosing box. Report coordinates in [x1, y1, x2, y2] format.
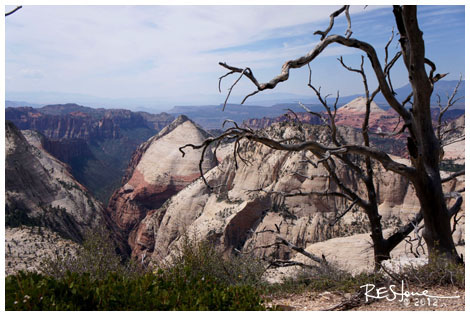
[107, 115, 217, 254]
[5, 121, 110, 242]
[5, 226, 79, 276]
[127, 122, 464, 268]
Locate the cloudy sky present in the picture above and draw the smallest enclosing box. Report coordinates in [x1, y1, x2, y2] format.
[5, 4, 465, 111]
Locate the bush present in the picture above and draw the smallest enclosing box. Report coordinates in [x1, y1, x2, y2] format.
[39, 228, 144, 281]
[164, 234, 266, 287]
[396, 253, 465, 289]
[266, 252, 465, 299]
[7, 232, 266, 311]
[5, 270, 265, 311]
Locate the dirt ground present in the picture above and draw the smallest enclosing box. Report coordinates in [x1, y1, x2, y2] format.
[265, 286, 465, 311]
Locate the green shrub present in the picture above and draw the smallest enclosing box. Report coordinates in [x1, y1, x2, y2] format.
[7, 232, 266, 311]
[5, 270, 265, 311]
[39, 227, 144, 281]
[165, 234, 266, 287]
[397, 253, 465, 289]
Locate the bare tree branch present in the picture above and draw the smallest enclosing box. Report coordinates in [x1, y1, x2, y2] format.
[219, 34, 412, 125]
[329, 200, 359, 226]
[441, 170, 465, 184]
[222, 68, 248, 111]
[266, 259, 317, 269]
[441, 136, 465, 147]
[437, 75, 463, 141]
[275, 235, 326, 264]
[404, 224, 426, 258]
[5, 6, 22, 17]
[246, 187, 354, 201]
[451, 213, 464, 235]
[314, 5, 350, 40]
[385, 211, 423, 252]
[447, 192, 463, 217]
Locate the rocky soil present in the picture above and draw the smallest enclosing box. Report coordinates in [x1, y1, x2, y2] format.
[265, 286, 464, 311]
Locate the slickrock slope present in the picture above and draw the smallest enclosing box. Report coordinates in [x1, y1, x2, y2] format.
[441, 114, 465, 164]
[5, 226, 79, 276]
[107, 115, 217, 254]
[129, 122, 463, 267]
[5, 121, 110, 243]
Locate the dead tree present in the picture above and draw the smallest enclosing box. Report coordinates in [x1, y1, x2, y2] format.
[182, 5, 464, 265]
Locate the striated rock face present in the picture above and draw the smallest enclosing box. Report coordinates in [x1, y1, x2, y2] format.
[42, 138, 93, 165]
[5, 105, 175, 141]
[107, 115, 218, 254]
[5, 121, 110, 243]
[243, 112, 323, 130]
[128, 122, 464, 265]
[334, 97, 396, 133]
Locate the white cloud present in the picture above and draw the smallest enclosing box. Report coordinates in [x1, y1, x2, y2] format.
[3, 5, 435, 106]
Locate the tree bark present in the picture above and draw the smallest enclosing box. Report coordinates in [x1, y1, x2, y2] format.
[395, 6, 461, 263]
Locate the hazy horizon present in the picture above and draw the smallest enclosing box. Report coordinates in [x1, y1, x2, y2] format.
[5, 5, 465, 112]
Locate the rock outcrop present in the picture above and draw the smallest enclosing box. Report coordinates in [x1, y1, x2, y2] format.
[127, 122, 464, 266]
[5, 121, 110, 243]
[107, 115, 218, 254]
[5, 226, 80, 276]
[441, 114, 465, 164]
[243, 112, 323, 130]
[244, 97, 395, 134]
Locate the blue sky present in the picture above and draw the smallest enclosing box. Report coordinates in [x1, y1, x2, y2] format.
[4, 5, 465, 111]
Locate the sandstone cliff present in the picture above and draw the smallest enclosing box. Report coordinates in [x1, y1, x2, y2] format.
[6, 105, 174, 141]
[107, 115, 218, 255]
[128, 122, 463, 268]
[5, 121, 109, 242]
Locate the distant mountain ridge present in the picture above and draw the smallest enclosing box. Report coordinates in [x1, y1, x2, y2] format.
[167, 80, 465, 129]
[243, 97, 464, 158]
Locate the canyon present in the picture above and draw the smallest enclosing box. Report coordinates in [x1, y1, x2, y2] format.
[5, 121, 128, 274]
[5, 95, 465, 275]
[6, 105, 175, 202]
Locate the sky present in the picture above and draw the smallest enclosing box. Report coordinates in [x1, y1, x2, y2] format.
[4, 4, 466, 112]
